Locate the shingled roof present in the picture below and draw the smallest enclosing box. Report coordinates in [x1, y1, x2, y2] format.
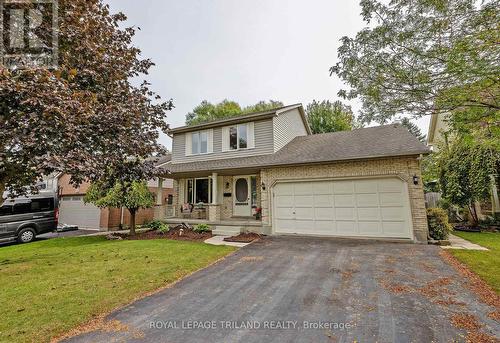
[165, 124, 430, 175]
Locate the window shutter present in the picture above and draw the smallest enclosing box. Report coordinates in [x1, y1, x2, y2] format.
[247, 122, 255, 149]
[185, 133, 192, 156]
[208, 129, 214, 153]
[222, 126, 229, 152]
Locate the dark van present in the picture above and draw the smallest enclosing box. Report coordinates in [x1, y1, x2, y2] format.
[0, 192, 59, 244]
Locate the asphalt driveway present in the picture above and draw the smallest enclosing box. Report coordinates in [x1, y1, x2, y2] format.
[67, 237, 499, 343]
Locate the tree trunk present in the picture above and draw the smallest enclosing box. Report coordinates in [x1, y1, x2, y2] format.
[129, 209, 137, 236]
[468, 203, 479, 226]
[0, 182, 5, 202]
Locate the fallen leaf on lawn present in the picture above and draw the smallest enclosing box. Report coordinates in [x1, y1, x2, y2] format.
[101, 320, 129, 333]
[440, 251, 500, 308]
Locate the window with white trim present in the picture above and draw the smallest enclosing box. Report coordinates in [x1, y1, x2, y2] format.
[227, 123, 252, 150]
[188, 130, 212, 155]
[186, 178, 213, 204]
[193, 131, 207, 154]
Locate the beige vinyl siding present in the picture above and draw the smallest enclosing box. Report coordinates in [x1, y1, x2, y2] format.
[172, 119, 274, 163]
[273, 108, 308, 152]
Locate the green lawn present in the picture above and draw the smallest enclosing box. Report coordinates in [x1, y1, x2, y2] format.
[450, 231, 500, 294]
[0, 236, 235, 342]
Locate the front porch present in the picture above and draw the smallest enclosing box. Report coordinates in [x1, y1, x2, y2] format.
[163, 217, 264, 236]
[156, 171, 266, 235]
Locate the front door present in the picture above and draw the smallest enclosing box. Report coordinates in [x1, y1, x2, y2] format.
[233, 176, 252, 216]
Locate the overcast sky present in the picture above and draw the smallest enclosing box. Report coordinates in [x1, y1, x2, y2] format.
[106, 0, 430, 150]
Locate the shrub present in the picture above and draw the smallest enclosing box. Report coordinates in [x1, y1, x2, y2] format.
[158, 225, 169, 234]
[144, 219, 168, 233]
[427, 208, 453, 240]
[479, 214, 500, 229]
[193, 223, 211, 233]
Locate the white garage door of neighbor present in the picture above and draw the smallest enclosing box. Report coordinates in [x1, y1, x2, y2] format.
[273, 178, 413, 239]
[59, 196, 101, 229]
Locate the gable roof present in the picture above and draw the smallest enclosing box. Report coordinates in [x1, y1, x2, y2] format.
[169, 104, 311, 135]
[165, 124, 430, 175]
[152, 153, 172, 167]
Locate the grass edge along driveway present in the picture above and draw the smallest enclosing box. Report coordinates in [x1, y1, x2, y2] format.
[0, 236, 236, 343]
[450, 231, 500, 294]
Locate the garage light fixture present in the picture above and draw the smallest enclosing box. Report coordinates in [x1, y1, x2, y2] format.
[413, 175, 419, 185]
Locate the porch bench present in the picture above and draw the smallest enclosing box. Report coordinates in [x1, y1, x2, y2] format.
[180, 204, 207, 220]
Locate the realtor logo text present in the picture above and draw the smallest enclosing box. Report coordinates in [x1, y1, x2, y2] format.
[149, 320, 352, 331]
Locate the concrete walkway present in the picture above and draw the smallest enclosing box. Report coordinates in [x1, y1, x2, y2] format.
[441, 234, 489, 251]
[204, 235, 250, 247]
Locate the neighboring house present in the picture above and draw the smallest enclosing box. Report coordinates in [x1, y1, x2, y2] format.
[41, 156, 174, 231]
[426, 112, 500, 214]
[162, 104, 431, 243]
[427, 112, 451, 151]
[40, 173, 61, 192]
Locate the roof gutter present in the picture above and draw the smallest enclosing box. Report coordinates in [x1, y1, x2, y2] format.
[164, 152, 430, 176]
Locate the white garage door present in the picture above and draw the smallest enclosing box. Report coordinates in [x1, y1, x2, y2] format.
[59, 196, 101, 229]
[273, 178, 412, 239]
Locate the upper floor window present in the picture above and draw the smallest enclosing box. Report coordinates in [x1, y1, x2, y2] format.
[229, 125, 248, 150]
[224, 122, 254, 151]
[186, 129, 213, 156]
[192, 131, 208, 154]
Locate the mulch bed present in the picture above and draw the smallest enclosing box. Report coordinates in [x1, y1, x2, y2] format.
[453, 224, 499, 233]
[223, 232, 262, 243]
[454, 225, 482, 232]
[111, 228, 212, 242]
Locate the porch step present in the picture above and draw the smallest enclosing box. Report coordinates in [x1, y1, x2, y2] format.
[212, 226, 242, 236]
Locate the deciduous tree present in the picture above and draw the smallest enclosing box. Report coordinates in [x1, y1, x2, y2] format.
[0, 0, 172, 198]
[439, 139, 499, 224]
[306, 100, 357, 134]
[84, 158, 159, 235]
[331, 0, 499, 125]
[186, 100, 284, 126]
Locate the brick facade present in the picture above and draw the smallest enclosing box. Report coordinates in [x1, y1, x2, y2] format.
[58, 174, 91, 195]
[173, 175, 262, 220]
[169, 156, 428, 242]
[260, 156, 428, 242]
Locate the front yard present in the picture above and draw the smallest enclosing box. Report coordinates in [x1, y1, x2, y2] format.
[449, 231, 500, 294]
[0, 236, 235, 342]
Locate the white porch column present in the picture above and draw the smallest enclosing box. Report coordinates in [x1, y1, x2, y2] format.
[212, 172, 218, 205]
[156, 177, 163, 205]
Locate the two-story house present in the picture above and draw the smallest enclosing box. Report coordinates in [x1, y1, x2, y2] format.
[162, 104, 430, 243]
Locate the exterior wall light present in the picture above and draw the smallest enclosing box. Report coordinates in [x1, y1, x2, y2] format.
[413, 175, 419, 185]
